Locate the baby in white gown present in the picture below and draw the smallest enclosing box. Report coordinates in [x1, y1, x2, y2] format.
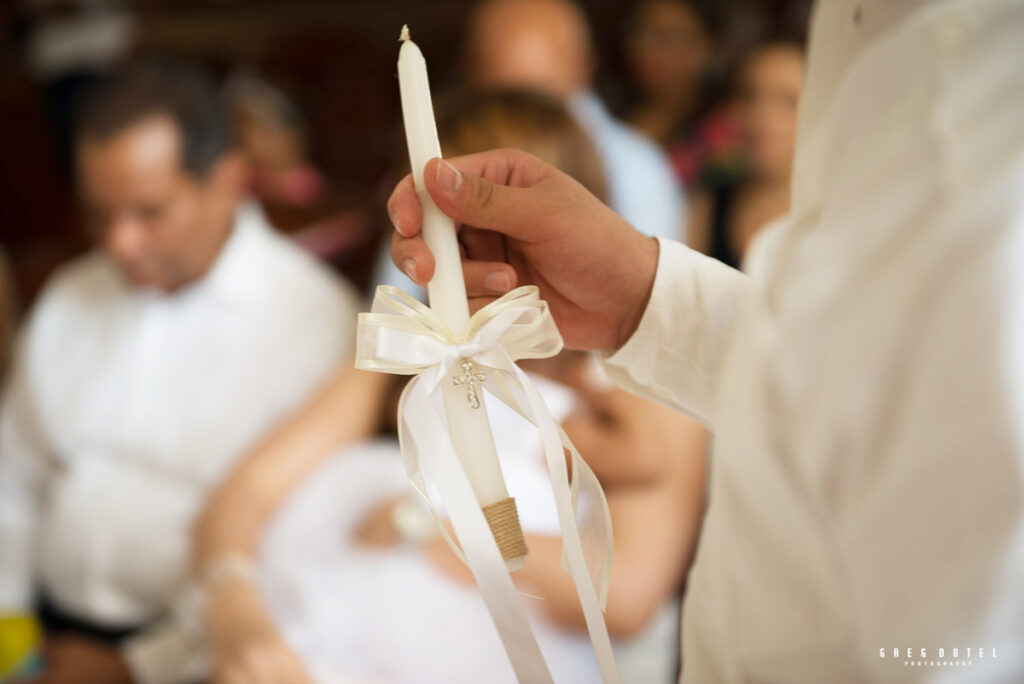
[257, 377, 679, 684]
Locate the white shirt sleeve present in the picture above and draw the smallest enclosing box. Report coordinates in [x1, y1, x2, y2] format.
[0, 337, 54, 614]
[121, 613, 209, 684]
[600, 237, 751, 427]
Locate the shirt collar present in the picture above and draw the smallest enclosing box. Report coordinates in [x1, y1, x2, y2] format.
[567, 90, 610, 130]
[175, 199, 272, 309]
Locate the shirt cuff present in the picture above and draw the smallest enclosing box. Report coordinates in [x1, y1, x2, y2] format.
[121, 615, 208, 684]
[601, 237, 750, 425]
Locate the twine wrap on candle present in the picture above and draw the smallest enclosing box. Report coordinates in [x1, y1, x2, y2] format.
[356, 284, 620, 683]
[482, 497, 529, 561]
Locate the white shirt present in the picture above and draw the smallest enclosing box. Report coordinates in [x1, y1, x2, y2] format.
[569, 91, 687, 242]
[0, 202, 359, 681]
[604, 1, 1024, 682]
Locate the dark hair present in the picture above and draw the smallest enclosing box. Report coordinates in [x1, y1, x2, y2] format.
[74, 59, 232, 177]
[746, 28, 807, 57]
[626, 0, 722, 42]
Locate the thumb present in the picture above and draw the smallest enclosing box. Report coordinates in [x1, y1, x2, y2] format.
[423, 155, 539, 240]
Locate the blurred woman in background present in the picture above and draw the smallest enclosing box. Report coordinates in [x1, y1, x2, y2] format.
[228, 72, 327, 210]
[193, 88, 708, 684]
[227, 71, 381, 287]
[620, 0, 743, 188]
[686, 38, 805, 269]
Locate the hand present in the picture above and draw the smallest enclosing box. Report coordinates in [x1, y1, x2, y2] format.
[206, 581, 311, 684]
[29, 634, 133, 684]
[389, 150, 659, 351]
[353, 496, 403, 548]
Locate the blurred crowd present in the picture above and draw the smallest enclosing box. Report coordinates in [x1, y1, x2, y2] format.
[0, 1, 808, 683]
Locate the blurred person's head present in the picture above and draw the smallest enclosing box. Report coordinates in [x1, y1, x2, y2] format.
[624, 0, 715, 107]
[437, 87, 607, 201]
[228, 73, 309, 176]
[74, 60, 244, 292]
[465, 0, 593, 98]
[225, 72, 325, 207]
[734, 39, 805, 182]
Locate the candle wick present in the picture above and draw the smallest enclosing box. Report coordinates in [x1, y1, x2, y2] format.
[399, 24, 410, 42]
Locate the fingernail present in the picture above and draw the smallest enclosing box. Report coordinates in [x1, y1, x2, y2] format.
[484, 270, 511, 293]
[435, 159, 463, 193]
[389, 207, 404, 235]
[403, 258, 417, 281]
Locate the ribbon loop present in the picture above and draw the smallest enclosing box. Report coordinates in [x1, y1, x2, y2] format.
[357, 285, 564, 374]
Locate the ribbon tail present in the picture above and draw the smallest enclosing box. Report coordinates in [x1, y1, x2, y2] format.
[510, 365, 621, 684]
[395, 378, 467, 565]
[561, 425, 614, 611]
[483, 369, 615, 613]
[398, 375, 555, 684]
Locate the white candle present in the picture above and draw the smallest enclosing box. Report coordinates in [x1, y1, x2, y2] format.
[397, 24, 469, 330]
[397, 25, 525, 569]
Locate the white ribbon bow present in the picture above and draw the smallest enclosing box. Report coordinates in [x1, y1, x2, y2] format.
[356, 285, 619, 683]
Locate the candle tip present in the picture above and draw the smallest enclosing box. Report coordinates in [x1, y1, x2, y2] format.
[399, 24, 410, 42]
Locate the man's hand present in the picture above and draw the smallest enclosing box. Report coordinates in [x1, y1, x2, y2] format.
[29, 634, 133, 684]
[389, 149, 659, 352]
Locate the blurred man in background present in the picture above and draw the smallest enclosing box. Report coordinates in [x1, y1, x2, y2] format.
[0, 61, 359, 684]
[465, 0, 688, 242]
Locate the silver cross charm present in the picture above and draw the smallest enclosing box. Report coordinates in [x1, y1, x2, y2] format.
[452, 359, 487, 409]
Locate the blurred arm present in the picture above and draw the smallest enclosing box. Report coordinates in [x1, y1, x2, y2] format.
[560, 385, 691, 487]
[192, 361, 387, 571]
[185, 361, 388, 683]
[519, 415, 707, 638]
